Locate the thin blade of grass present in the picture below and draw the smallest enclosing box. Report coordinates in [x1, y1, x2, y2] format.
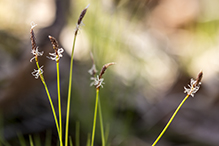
[45, 130, 52, 146]
[69, 136, 73, 146]
[17, 132, 26, 146]
[86, 133, 91, 146]
[29, 135, 34, 146]
[76, 121, 80, 146]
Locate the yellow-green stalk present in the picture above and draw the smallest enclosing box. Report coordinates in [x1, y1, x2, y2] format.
[152, 71, 203, 146]
[48, 35, 64, 144]
[65, 5, 89, 146]
[30, 24, 62, 146]
[90, 62, 115, 146]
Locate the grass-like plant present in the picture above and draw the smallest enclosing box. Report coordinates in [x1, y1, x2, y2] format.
[151, 71, 203, 146]
[88, 55, 115, 146]
[29, 5, 89, 146]
[30, 23, 62, 146]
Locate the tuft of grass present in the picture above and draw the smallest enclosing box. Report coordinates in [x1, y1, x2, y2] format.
[30, 5, 89, 146]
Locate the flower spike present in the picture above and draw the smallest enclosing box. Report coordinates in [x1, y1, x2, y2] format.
[184, 71, 203, 97]
[48, 35, 64, 62]
[30, 22, 43, 62]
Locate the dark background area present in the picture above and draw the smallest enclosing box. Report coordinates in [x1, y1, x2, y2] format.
[0, 0, 219, 145]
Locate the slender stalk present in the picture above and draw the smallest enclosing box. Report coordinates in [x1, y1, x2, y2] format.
[29, 135, 34, 146]
[65, 32, 78, 146]
[91, 88, 99, 146]
[57, 61, 62, 142]
[35, 60, 63, 146]
[76, 121, 80, 146]
[98, 90, 105, 146]
[151, 94, 189, 146]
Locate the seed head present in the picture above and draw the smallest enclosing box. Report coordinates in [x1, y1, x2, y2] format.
[48, 35, 64, 62]
[75, 4, 89, 35]
[88, 52, 98, 76]
[99, 62, 116, 79]
[77, 4, 89, 26]
[30, 22, 37, 52]
[48, 35, 59, 51]
[184, 71, 203, 97]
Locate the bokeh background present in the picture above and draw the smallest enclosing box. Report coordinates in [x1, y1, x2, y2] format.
[0, 0, 219, 145]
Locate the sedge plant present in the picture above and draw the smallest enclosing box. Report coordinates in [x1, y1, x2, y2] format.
[88, 54, 115, 146]
[151, 71, 203, 146]
[30, 23, 62, 146]
[29, 4, 89, 146]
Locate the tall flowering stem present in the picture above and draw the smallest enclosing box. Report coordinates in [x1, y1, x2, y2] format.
[90, 62, 115, 146]
[48, 35, 64, 144]
[65, 5, 89, 146]
[152, 71, 203, 146]
[30, 24, 63, 146]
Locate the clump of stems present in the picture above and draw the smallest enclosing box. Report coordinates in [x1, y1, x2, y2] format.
[89, 57, 115, 146]
[30, 23, 63, 146]
[29, 4, 89, 146]
[152, 71, 203, 146]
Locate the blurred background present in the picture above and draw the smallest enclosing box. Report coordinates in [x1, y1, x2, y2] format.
[0, 0, 219, 145]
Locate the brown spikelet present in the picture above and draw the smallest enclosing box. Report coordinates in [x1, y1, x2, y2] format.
[48, 35, 59, 51]
[194, 71, 203, 87]
[77, 4, 89, 25]
[30, 26, 37, 51]
[99, 62, 115, 79]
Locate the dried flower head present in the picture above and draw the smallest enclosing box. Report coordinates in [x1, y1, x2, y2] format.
[32, 66, 44, 79]
[75, 4, 89, 35]
[88, 52, 98, 76]
[89, 62, 115, 89]
[184, 71, 203, 97]
[99, 62, 116, 79]
[88, 64, 98, 76]
[48, 35, 64, 62]
[30, 22, 43, 62]
[30, 22, 37, 51]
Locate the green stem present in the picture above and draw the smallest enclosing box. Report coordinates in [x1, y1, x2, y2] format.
[98, 90, 105, 146]
[29, 135, 34, 146]
[76, 121, 80, 146]
[35, 60, 63, 146]
[151, 94, 190, 146]
[65, 32, 78, 146]
[57, 61, 62, 143]
[91, 88, 99, 146]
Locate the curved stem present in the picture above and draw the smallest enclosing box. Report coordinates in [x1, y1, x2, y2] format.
[65, 33, 78, 146]
[35, 60, 63, 146]
[152, 94, 190, 146]
[91, 88, 99, 146]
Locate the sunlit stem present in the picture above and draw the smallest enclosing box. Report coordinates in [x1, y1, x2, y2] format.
[35, 58, 63, 146]
[91, 88, 99, 146]
[98, 91, 105, 146]
[57, 61, 62, 143]
[65, 31, 78, 146]
[151, 94, 190, 146]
